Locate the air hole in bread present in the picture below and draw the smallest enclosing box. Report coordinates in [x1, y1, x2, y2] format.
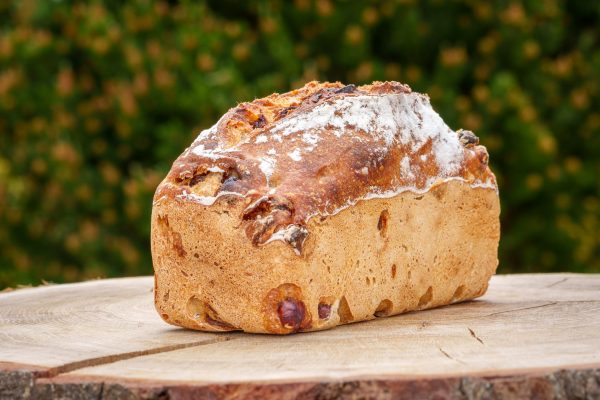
[163, 291, 169, 302]
[161, 313, 169, 320]
[418, 286, 433, 307]
[186, 296, 238, 331]
[374, 299, 393, 317]
[186, 296, 204, 320]
[378, 210, 389, 236]
[453, 284, 465, 300]
[180, 270, 188, 277]
[391, 264, 397, 279]
[366, 277, 370, 285]
[338, 296, 354, 323]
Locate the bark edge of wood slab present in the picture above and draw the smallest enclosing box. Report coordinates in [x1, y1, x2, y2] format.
[28, 367, 600, 400]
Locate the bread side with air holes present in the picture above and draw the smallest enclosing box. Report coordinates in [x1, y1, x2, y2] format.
[151, 81, 500, 334]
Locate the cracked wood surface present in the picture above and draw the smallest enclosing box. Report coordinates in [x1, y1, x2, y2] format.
[1, 273, 600, 399]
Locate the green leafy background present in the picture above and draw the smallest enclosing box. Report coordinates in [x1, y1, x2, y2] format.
[1, 0, 598, 287]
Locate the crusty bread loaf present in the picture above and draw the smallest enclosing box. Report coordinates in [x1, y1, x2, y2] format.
[151, 81, 500, 334]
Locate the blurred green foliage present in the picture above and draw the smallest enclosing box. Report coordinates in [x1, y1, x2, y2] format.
[0, 0, 599, 287]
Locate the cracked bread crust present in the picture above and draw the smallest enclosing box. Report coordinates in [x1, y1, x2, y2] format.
[154, 81, 496, 254]
[151, 81, 500, 334]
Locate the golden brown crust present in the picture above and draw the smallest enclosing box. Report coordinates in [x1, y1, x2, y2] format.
[154, 81, 496, 254]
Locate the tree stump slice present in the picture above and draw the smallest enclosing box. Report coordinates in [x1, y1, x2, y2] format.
[1, 273, 599, 399]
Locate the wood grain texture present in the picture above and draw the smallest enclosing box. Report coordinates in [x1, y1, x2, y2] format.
[1, 273, 599, 399]
[0, 277, 233, 372]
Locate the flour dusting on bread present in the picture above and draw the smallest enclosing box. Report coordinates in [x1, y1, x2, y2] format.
[156, 81, 496, 254]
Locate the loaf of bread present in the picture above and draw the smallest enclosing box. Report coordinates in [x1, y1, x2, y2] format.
[151, 81, 500, 334]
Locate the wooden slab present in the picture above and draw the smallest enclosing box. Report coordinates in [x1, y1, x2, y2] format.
[1, 274, 600, 399]
[0, 277, 234, 398]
